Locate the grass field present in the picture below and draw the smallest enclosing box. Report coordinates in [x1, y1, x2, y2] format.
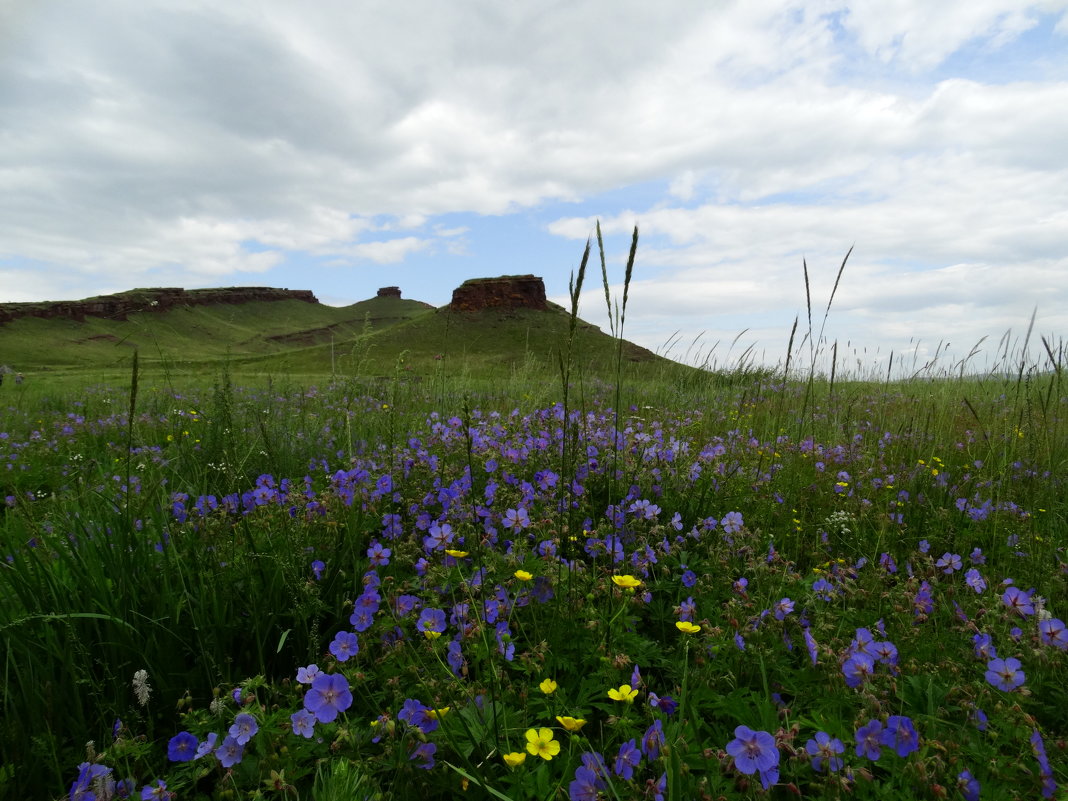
[1, 244, 1065, 800]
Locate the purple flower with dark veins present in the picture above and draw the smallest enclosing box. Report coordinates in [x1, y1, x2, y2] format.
[725, 726, 779, 776]
[805, 731, 844, 772]
[985, 657, 1025, 691]
[303, 673, 352, 723]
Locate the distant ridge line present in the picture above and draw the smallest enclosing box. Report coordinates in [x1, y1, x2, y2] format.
[0, 286, 319, 325]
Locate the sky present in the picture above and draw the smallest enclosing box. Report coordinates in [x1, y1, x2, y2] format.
[2, 0, 1067, 376]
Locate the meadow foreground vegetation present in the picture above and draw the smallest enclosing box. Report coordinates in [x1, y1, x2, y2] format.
[1, 358, 1065, 800]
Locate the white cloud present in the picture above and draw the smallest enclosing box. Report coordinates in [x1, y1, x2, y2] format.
[344, 237, 430, 264]
[838, 1, 1062, 70]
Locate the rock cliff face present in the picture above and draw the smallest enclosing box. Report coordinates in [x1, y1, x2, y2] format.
[376, 286, 402, 298]
[449, 275, 547, 312]
[0, 287, 319, 325]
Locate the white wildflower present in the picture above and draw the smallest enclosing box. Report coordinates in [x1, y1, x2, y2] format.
[132, 669, 151, 707]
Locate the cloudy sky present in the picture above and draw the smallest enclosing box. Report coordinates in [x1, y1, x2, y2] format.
[2, 1, 1066, 375]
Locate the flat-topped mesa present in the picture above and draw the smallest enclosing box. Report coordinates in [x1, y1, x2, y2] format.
[0, 287, 319, 325]
[376, 286, 402, 298]
[449, 275, 547, 312]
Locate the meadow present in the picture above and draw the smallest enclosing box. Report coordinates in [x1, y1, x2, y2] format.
[1, 248, 1066, 800]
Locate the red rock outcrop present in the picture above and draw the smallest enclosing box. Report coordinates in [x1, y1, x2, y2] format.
[449, 275, 547, 312]
[0, 287, 319, 325]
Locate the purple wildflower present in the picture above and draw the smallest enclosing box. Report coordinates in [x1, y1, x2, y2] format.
[679, 596, 696, 622]
[502, 507, 530, 530]
[70, 762, 112, 801]
[958, 770, 981, 801]
[872, 640, 898, 667]
[913, 581, 933, 617]
[725, 726, 779, 776]
[648, 693, 678, 716]
[1039, 618, 1068, 650]
[410, 742, 436, 770]
[721, 511, 744, 535]
[614, 739, 641, 779]
[1002, 586, 1035, 617]
[215, 735, 244, 768]
[194, 733, 217, 759]
[854, 719, 883, 761]
[291, 709, 315, 738]
[850, 627, 875, 657]
[803, 628, 819, 665]
[805, 731, 844, 772]
[935, 552, 962, 574]
[985, 657, 1025, 691]
[398, 698, 438, 734]
[880, 715, 919, 758]
[447, 639, 465, 676]
[329, 630, 359, 662]
[367, 540, 391, 566]
[228, 713, 258, 746]
[569, 765, 604, 801]
[303, 673, 353, 723]
[642, 719, 664, 760]
[842, 653, 875, 688]
[140, 779, 168, 800]
[973, 632, 996, 660]
[812, 577, 835, 601]
[166, 731, 198, 762]
[965, 568, 987, 593]
[774, 597, 794, 620]
[417, 607, 447, 636]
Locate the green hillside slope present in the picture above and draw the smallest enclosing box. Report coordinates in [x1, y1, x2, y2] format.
[0, 295, 433, 370]
[237, 301, 667, 378]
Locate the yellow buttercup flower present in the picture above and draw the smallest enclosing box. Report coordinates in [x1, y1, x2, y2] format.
[556, 715, 587, 732]
[514, 569, 534, 582]
[445, 549, 468, 558]
[676, 621, 701, 634]
[539, 678, 558, 695]
[424, 630, 442, 640]
[503, 752, 526, 767]
[611, 575, 641, 589]
[525, 727, 560, 761]
[608, 684, 638, 703]
[427, 706, 450, 719]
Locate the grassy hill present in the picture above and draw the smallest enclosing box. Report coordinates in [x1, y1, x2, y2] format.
[0, 294, 434, 372]
[230, 301, 674, 379]
[0, 286, 694, 385]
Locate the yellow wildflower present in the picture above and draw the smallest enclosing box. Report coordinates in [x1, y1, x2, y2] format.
[556, 715, 587, 732]
[445, 549, 468, 558]
[525, 727, 560, 761]
[611, 575, 641, 589]
[514, 569, 534, 582]
[676, 621, 701, 634]
[608, 684, 638, 703]
[503, 752, 526, 767]
[539, 678, 558, 695]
